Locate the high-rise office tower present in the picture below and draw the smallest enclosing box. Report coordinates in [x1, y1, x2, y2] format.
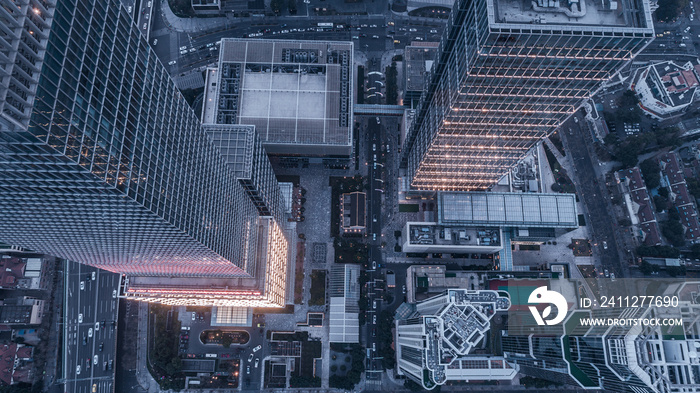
[0, 0, 290, 306]
[395, 289, 517, 390]
[502, 282, 700, 393]
[401, 0, 654, 190]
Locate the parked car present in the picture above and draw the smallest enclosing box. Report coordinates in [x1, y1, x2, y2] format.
[253, 345, 262, 352]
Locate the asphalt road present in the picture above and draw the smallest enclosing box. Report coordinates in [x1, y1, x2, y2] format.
[62, 261, 120, 393]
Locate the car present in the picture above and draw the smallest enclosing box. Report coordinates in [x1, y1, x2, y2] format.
[373, 143, 376, 151]
[88, 328, 93, 338]
[189, 48, 196, 53]
[112, 289, 117, 298]
[95, 322, 100, 331]
[373, 300, 377, 309]
[352, 35, 359, 39]
[142, 23, 147, 30]
[92, 384, 97, 393]
[248, 353, 254, 362]
[86, 358, 91, 369]
[372, 329, 376, 337]
[372, 233, 377, 241]
[376, 117, 380, 124]
[430, 29, 438, 33]
[82, 334, 87, 345]
[91, 272, 96, 280]
[610, 273, 616, 282]
[94, 355, 98, 365]
[373, 214, 377, 223]
[373, 315, 377, 324]
[604, 269, 610, 278]
[78, 313, 83, 323]
[255, 358, 260, 368]
[108, 359, 112, 370]
[370, 24, 377, 27]
[415, 36, 423, 41]
[152, 39, 158, 45]
[99, 343, 104, 352]
[192, 312, 196, 321]
[76, 365, 81, 375]
[409, 28, 417, 32]
[602, 241, 608, 250]
[253, 345, 262, 352]
[103, 361, 107, 371]
[402, 285, 406, 294]
[372, 261, 377, 270]
[246, 366, 251, 375]
[101, 320, 106, 328]
[127, 6, 132, 13]
[80, 281, 85, 290]
[147, 0, 152, 6]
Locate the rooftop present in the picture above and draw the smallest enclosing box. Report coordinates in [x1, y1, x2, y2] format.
[405, 42, 439, 93]
[408, 224, 500, 248]
[438, 192, 578, 228]
[489, 0, 651, 28]
[210, 39, 353, 153]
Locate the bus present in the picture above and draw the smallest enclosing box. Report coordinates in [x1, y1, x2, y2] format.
[317, 22, 334, 29]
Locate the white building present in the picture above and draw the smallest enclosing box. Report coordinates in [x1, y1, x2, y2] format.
[395, 289, 517, 390]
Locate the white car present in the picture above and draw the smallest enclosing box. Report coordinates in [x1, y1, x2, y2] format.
[168, 60, 177, 66]
[373, 315, 376, 324]
[127, 6, 132, 13]
[192, 312, 196, 321]
[112, 289, 117, 298]
[91, 272, 96, 280]
[248, 353, 254, 362]
[372, 261, 377, 270]
[95, 322, 100, 331]
[255, 358, 260, 368]
[179, 46, 187, 51]
[76, 365, 81, 375]
[253, 345, 262, 352]
[88, 328, 93, 338]
[93, 355, 98, 365]
[78, 313, 83, 323]
[80, 281, 85, 290]
[152, 38, 158, 45]
[409, 28, 417, 32]
[142, 23, 147, 30]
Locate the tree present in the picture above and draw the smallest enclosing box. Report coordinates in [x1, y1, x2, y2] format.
[690, 243, 700, 259]
[666, 265, 687, 277]
[640, 159, 661, 189]
[639, 260, 659, 275]
[653, 195, 668, 212]
[637, 245, 680, 258]
[687, 177, 700, 199]
[385, 62, 398, 105]
[221, 334, 233, 348]
[270, 0, 284, 13]
[662, 220, 685, 247]
[659, 187, 669, 198]
[655, 0, 688, 22]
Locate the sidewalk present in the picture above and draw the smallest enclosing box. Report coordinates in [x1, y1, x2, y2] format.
[136, 301, 160, 393]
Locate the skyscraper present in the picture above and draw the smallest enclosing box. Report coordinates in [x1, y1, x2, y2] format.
[502, 281, 700, 393]
[395, 289, 517, 390]
[401, 0, 654, 191]
[0, 0, 290, 306]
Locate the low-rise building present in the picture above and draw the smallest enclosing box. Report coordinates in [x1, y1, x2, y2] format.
[633, 60, 700, 119]
[340, 192, 366, 236]
[660, 152, 700, 242]
[0, 343, 33, 385]
[616, 167, 662, 245]
[328, 264, 360, 343]
[0, 297, 44, 325]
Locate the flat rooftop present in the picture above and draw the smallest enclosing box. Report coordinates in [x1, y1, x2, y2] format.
[405, 43, 440, 92]
[408, 224, 500, 247]
[211, 39, 353, 151]
[438, 192, 578, 228]
[489, 0, 651, 28]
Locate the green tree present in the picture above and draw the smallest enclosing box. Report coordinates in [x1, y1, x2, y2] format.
[221, 334, 233, 348]
[636, 245, 681, 258]
[653, 195, 667, 212]
[655, 0, 688, 22]
[687, 177, 700, 199]
[640, 159, 661, 189]
[662, 220, 685, 247]
[385, 62, 398, 105]
[666, 265, 687, 277]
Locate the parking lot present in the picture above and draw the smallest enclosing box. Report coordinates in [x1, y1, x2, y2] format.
[62, 261, 120, 393]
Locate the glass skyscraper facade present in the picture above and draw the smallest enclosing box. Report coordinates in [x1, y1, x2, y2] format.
[401, 0, 654, 190]
[0, 0, 288, 293]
